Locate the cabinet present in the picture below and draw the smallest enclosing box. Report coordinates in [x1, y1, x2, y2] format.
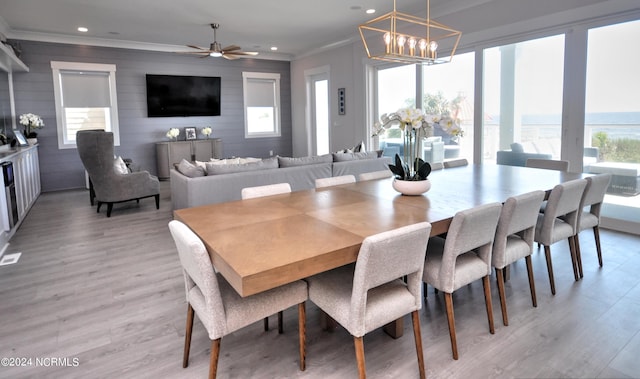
[156, 139, 222, 179]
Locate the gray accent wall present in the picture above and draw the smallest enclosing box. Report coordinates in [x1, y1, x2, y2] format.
[11, 40, 292, 192]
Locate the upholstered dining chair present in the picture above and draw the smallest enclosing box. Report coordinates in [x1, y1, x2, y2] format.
[307, 222, 432, 379]
[168, 220, 307, 379]
[443, 158, 469, 168]
[492, 190, 546, 326]
[240, 182, 292, 332]
[358, 170, 392, 181]
[525, 158, 570, 171]
[241, 182, 291, 200]
[422, 202, 502, 360]
[533, 178, 588, 295]
[315, 175, 356, 188]
[574, 173, 612, 277]
[76, 130, 160, 217]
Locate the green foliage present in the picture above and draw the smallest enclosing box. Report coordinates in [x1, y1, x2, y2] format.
[423, 92, 450, 115]
[388, 154, 431, 181]
[592, 132, 640, 163]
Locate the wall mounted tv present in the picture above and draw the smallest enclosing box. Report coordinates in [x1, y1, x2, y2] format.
[146, 74, 221, 117]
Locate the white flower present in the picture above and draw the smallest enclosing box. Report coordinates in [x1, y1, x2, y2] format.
[201, 127, 212, 136]
[19, 113, 44, 128]
[166, 128, 180, 139]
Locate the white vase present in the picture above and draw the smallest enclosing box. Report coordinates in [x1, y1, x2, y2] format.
[27, 138, 38, 145]
[392, 178, 431, 196]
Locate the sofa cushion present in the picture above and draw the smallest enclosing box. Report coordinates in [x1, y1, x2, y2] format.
[177, 159, 206, 178]
[206, 157, 278, 175]
[278, 154, 333, 167]
[332, 151, 378, 162]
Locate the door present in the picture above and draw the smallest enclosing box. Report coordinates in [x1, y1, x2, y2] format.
[308, 73, 329, 156]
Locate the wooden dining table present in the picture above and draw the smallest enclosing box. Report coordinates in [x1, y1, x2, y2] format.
[174, 164, 586, 335]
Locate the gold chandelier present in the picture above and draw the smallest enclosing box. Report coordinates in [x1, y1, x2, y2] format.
[359, 0, 462, 65]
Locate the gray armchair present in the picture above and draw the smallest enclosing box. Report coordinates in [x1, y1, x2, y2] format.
[77, 130, 160, 217]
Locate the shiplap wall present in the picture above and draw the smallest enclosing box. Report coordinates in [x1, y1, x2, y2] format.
[11, 40, 292, 192]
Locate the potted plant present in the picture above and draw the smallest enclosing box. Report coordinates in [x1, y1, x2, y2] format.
[19, 113, 44, 142]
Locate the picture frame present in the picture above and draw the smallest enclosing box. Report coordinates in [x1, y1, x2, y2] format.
[13, 129, 29, 147]
[184, 127, 197, 141]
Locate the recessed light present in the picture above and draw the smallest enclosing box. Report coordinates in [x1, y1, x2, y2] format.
[270, 46, 278, 51]
[77, 27, 88, 33]
[366, 9, 376, 14]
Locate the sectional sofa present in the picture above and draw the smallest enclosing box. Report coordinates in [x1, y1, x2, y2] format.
[170, 152, 392, 209]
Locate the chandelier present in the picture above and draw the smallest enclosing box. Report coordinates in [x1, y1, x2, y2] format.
[359, 0, 462, 65]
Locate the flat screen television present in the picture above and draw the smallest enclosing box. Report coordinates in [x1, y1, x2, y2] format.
[146, 74, 221, 117]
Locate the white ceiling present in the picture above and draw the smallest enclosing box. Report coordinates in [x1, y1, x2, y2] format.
[0, 0, 621, 60]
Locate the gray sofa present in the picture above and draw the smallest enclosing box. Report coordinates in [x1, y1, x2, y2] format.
[170, 153, 391, 209]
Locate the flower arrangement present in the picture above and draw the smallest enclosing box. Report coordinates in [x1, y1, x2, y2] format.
[166, 128, 180, 140]
[374, 107, 434, 181]
[201, 126, 212, 139]
[19, 113, 44, 137]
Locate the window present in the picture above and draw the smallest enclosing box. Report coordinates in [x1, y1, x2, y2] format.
[243, 72, 281, 138]
[375, 64, 416, 153]
[482, 34, 565, 163]
[51, 61, 119, 149]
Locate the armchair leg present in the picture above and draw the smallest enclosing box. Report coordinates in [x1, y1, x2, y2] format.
[209, 338, 221, 379]
[568, 236, 580, 281]
[525, 256, 537, 308]
[574, 235, 584, 278]
[97, 202, 102, 213]
[298, 302, 306, 371]
[278, 311, 284, 334]
[155, 194, 160, 209]
[594, 226, 603, 267]
[544, 245, 556, 295]
[106, 203, 113, 217]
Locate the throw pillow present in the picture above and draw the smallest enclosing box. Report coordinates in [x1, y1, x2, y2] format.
[510, 142, 524, 153]
[278, 154, 333, 167]
[206, 157, 278, 175]
[177, 159, 206, 178]
[332, 151, 378, 162]
[353, 140, 366, 153]
[113, 156, 129, 175]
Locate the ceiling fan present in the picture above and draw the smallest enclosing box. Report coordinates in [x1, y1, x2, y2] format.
[180, 23, 258, 60]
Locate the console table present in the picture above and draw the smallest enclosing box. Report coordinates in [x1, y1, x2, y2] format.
[156, 139, 222, 180]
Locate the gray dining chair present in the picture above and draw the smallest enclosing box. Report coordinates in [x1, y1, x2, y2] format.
[525, 158, 569, 171]
[358, 170, 392, 181]
[307, 222, 432, 379]
[492, 190, 546, 326]
[534, 178, 588, 295]
[315, 175, 356, 188]
[168, 220, 307, 378]
[443, 158, 469, 168]
[241, 182, 292, 199]
[241, 182, 292, 332]
[423, 202, 502, 360]
[574, 173, 612, 276]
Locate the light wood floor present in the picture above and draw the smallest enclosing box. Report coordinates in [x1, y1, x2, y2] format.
[1, 182, 640, 378]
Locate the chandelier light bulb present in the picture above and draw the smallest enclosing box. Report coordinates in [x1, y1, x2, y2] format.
[408, 37, 417, 56]
[384, 32, 391, 53]
[419, 39, 427, 58]
[429, 40, 438, 59]
[397, 35, 406, 54]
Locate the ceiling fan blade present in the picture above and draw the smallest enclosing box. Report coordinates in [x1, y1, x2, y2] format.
[176, 50, 212, 54]
[222, 54, 239, 60]
[187, 45, 208, 50]
[222, 45, 241, 52]
[226, 51, 259, 56]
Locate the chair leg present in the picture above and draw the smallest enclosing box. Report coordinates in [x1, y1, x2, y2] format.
[263, 317, 269, 332]
[298, 302, 306, 371]
[495, 268, 508, 326]
[183, 304, 195, 368]
[423, 282, 428, 300]
[155, 194, 160, 209]
[574, 235, 584, 278]
[209, 338, 221, 379]
[354, 336, 366, 379]
[593, 226, 603, 267]
[443, 292, 458, 360]
[97, 202, 102, 213]
[278, 311, 284, 334]
[525, 256, 537, 308]
[411, 310, 426, 379]
[544, 245, 556, 295]
[106, 203, 113, 217]
[482, 276, 495, 334]
[568, 236, 580, 281]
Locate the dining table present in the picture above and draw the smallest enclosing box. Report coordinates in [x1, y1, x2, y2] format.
[173, 164, 587, 337]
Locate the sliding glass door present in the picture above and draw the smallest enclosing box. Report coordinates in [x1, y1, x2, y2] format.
[585, 19, 640, 226]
